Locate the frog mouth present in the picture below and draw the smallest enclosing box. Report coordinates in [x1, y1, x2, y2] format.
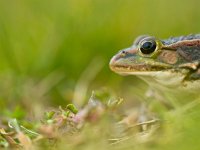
[109, 56, 173, 76]
[110, 64, 170, 76]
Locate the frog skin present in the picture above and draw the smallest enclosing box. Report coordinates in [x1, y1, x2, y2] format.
[109, 34, 200, 105]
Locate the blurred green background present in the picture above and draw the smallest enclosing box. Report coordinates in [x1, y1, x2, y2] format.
[1, 0, 200, 149]
[0, 0, 200, 107]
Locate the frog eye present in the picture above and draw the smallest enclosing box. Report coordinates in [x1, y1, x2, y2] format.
[139, 40, 157, 55]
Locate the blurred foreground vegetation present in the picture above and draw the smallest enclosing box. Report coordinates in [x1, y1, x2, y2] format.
[0, 0, 200, 149]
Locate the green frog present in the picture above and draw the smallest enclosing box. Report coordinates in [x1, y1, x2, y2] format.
[110, 34, 200, 108]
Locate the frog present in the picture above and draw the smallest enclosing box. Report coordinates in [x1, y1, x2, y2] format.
[109, 34, 200, 109]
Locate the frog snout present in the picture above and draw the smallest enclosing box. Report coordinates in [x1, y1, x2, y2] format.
[109, 50, 129, 71]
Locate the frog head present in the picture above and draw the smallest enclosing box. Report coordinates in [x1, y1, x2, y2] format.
[109, 35, 200, 87]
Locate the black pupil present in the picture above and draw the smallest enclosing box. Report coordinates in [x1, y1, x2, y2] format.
[140, 41, 156, 54]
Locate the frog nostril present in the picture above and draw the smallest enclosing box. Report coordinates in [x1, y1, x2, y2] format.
[122, 50, 126, 54]
[121, 50, 127, 57]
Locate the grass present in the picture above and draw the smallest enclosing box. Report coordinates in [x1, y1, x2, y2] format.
[0, 0, 200, 149]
